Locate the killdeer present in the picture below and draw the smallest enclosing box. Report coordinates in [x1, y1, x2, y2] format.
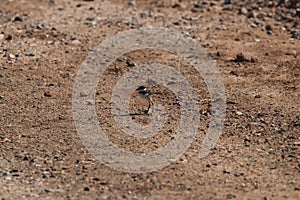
[135, 86, 154, 114]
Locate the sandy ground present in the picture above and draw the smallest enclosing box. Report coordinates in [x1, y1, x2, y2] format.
[0, 0, 299, 199]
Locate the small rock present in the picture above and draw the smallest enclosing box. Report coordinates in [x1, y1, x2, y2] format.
[3, 171, 9, 176]
[291, 30, 300, 40]
[234, 173, 244, 177]
[100, 181, 108, 185]
[277, 128, 286, 134]
[25, 49, 35, 56]
[216, 51, 222, 57]
[240, 7, 248, 15]
[265, 25, 272, 35]
[44, 91, 51, 97]
[84, 17, 97, 25]
[21, 67, 28, 71]
[206, 33, 217, 39]
[224, 0, 231, 5]
[222, 4, 233, 10]
[9, 54, 15, 59]
[10, 169, 18, 173]
[226, 194, 236, 199]
[259, 2, 266, 8]
[236, 111, 243, 116]
[235, 53, 246, 62]
[254, 38, 260, 42]
[256, 13, 266, 20]
[60, 73, 70, 78]
[0, 95, 3, 99]
[140, 12, 147, 18]
[172, 3, 181, 9]
[83, 187, 90, 191]
[0, 73, 3, 78]
[36, 23, 45, 29]
[292, 50, 297, 57]
[250, 22, 257, 28]
[296, 8, 300, 18]
[12, 16, 22, 22]
[85, 100, 93, 106]
[0, 33, 4, 40]
[244, 137, 251, 146]
[229, 71, 238, 76]
[126, 59, 135, 67]
[254, 94, 261, 98]
[128, 0, 136, 7]
[71, 39, 81, 45]
[5, 35, 12, 41]
[247, 11, 257, 18]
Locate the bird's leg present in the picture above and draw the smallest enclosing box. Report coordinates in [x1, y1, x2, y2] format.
[146, 97, 154, 114]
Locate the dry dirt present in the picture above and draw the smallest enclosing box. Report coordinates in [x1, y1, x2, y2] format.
[0, 0, 299, 199]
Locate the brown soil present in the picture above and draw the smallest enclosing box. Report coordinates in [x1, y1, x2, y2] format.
[0, 0, 299, 199]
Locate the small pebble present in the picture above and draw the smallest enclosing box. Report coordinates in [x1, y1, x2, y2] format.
[291, 30, 300, 40]
[5, 35, 12, 41]
[84, 18, 97, 25]
[140, 12, 147, 18]
[265, 25, 272, 31]
[224, 0, 231, 5]
[240, 7, 248, 15]
[80, 92, 88, 97]
[128, 0, 136, 7]
[71, 39, 82, 45]
[254, 94, 261, 98]
[247, 11, 257, 18]
[44, 91, 51, 97]
[12, 16, 22, 22]
[25, 49, 35, 56]
[9, 54, 15, 59]
[235, 53, 246, 62]
[265, 25, 272, 35]
[226, 194, 236, 199]
[126, 59, 135, 67]
[236, 111, 243, 116]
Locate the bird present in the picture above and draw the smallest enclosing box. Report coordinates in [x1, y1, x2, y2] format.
[135, 86, 154, 114]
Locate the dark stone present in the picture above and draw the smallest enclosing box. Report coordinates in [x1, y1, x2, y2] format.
[226, 194, 236, 199]
[235, 53, 246, 62]
[224, 0, 231, 5]
[12, 16, 22, 22]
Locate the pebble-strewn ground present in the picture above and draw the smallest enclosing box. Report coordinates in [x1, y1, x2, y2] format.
[0, 0, 299, 199]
